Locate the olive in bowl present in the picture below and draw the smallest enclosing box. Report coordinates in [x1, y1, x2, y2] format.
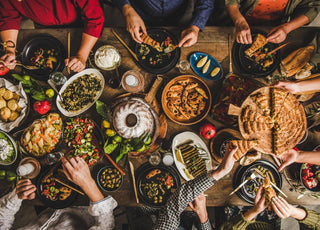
[97, 166, 123, 191]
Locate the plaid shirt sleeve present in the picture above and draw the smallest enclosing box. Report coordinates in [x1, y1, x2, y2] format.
[200, 220, 213, 230]
[153, 172, 216, 230]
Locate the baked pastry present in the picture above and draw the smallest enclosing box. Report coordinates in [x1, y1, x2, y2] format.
[0, 107, 11, 122]
[3, 90, 13, 100]
[245, 34, 268, 57]
[263, 177, 276, 209]
[239, 87, 306, 155]
[0, 97, 6, 109]
[141, 33, 163, 52]
[281, 45, 314, 77]
[227, 140, 258, 161]
[113, 99, 155, 139]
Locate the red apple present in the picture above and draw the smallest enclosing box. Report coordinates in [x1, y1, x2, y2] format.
[200, 123, 216, 139]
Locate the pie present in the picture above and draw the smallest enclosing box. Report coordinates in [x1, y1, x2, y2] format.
[226, 140, 258, 161]
[239, 87, 306, 155]
[245, 34, 268, 57]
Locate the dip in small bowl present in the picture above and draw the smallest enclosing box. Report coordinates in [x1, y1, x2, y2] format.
[94, 45, 121, 71]
[0, 131, 18, 166]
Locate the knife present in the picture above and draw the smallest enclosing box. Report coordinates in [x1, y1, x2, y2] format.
[129, 161, 139, 204]
[229, 172, 257, 196]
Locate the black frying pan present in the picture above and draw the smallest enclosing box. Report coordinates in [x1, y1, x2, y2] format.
[133, 28, 180, 74]
[21, 35, 66, 81]
[233, 159, 282, 204]
[136, 163, 181, 208]
[232, 32, 281, 78]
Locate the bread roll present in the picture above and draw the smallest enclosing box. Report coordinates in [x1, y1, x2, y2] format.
[12, 93, 20, 101]
[0, 97, 6, 109]
[9, 111, 19, 121]
[0, 107, 11, 122]
[3, 90, 13, 100]
[0, 87, 5, 97]
[7, 99, 18, 111]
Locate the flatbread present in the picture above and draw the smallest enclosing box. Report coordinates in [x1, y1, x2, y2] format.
[227, 140, 258, 161]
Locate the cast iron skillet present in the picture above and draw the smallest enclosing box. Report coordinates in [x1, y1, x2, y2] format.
[136, 163, 181, 208]
[232, 159, 282, 204]
[36, 167, 79, 209]
[133, 28, 180, 74]
[232, 32, 281, 78]
[21, 35, 66, 81]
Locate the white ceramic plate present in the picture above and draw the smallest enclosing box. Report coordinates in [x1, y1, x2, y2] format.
[172, 131, 213, 181]
[56, 68, 105, 117]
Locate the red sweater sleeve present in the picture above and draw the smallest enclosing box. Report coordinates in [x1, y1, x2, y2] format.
[75, 0, 104, 38]
[0, 0, 22, 31]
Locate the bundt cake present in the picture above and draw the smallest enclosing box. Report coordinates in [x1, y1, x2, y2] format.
[113, 99, 154, 139]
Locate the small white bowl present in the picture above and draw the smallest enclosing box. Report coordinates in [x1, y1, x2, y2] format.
[94, 45, 121, 71]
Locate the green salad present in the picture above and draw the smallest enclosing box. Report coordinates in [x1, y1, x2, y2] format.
[0, 132, 15, 163]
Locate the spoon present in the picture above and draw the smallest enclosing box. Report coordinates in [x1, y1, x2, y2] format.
[47, 79, 63, 102]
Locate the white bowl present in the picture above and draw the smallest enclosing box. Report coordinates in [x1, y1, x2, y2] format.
[94, 45, 121, 71]
[56, 68, 105, 117]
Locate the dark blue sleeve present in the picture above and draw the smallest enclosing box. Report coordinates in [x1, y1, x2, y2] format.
[112, 0, 130, 9]
[190, 0, 214, 31]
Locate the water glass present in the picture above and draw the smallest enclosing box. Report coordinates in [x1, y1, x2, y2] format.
[149, 151, 161, 166]
[49, 72, 67, 86]
[177, 60, 190, 73]
[45, 152, 64, 165]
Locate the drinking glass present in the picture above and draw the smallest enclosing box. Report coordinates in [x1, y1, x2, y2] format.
[177, 60, 190, 73]
[49, 72, 67, 86]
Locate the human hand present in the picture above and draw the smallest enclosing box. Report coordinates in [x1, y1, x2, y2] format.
[235, 18, 252, 44]
[65, 55, 86, 72]
[213, 146, 237, 180]
[252, 185, 267, 214]
[275, 81, 300, 94]
[276, 149, 299, 172]
[271, 196, 297, 219]
[16, 179, 36, 200]
[178, 25, 200, 47]
[123, 5, 147, 43]
[267, 24, 289, 43]
[62, 157, 93, 189]
[0, 51, 16, 69]
[189, 193, 208, 223]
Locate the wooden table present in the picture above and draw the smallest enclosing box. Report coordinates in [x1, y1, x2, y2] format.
[8, 26, 320, 207]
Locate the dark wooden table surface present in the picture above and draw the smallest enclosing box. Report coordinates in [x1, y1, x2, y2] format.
[3, 26, 320, 207]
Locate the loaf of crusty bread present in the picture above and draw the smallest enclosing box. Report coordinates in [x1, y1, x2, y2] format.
[281, 45, 314, 77]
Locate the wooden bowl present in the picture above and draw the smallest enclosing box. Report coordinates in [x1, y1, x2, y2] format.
[161, 75, 212, 125]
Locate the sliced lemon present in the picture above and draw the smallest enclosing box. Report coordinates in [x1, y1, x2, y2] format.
[196, 56, 208, 68]
[210, 67, 220, 77]
[202, 60, 211, 74]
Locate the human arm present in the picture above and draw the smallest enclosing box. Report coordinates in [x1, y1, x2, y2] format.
[153, 147, 237, 230]
[65, 33, 97, 72]
[276, 149, 320, 172]
[275, 78, 320, 95]
[0, 179, 36, 230]
[120, 4, 147, 43]
[267, 15, 309, 43]
[0, 30, 18, 69]
[189, 194, 212, 230]
[227, 5, 252, 44]
[178, 0, 213, 47]
[64, 0, 104, 72]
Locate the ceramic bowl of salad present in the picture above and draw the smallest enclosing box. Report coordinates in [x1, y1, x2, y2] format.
[0, 131, 18, 165]
[299, 145, 320, 192]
